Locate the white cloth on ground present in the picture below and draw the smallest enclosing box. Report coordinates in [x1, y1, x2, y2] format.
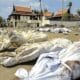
[15, 41, 80, 80]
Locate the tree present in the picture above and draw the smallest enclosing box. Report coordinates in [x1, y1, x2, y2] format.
[0, 16, 3, 24]
[0, 16, 6, 27]
[62, 13, 70, 21]
[44, 9, 48, 12]
[52, 12, 54, 16]
[67, 1, 72, 14]
[62, 1, 72, 21]
[33, 10, 39, 14]
[77, 9, 80, 16]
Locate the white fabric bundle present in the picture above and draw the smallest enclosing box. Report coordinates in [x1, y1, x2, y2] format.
[22, 30, 48, 43]
[50, 38, 72, 49]
[15, 68, 28, 78]
[0, 30, 47, 51]
[15, 41, 80, 80]
[1, 57, 18, 66]
[52, 28, 72, 33]
[1, 38, 72, 67]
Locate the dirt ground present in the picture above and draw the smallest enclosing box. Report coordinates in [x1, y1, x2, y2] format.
[0, 60, 36, 80]
[0, 31, 80, 80]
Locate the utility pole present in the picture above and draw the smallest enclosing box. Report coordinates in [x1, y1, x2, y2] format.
[39, 0, 43, 27]
[39, 0, 43, 15]
[61, 0, 64, 26]
[62, 0, 64, 17]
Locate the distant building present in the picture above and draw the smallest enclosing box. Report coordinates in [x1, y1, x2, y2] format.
[50, 9, 69, 20]
[7, 5, 53, 27]
[51, 9, 80, 21]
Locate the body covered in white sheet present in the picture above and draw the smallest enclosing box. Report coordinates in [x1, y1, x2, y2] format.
[15, 41, 80, 80]
[1, 38, 72, 67]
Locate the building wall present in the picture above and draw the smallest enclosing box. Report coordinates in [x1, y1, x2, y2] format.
[20, 16, 30, 21]
[41, 16, 50, 26]
[50, 21, 80, 27]
[8, 15, 51, 27]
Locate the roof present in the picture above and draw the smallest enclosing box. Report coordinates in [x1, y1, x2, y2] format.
[14, 6, 32, 12]
[9, 10, 40, 17]
[54, 9, 68, 17]
[10, 12, 36, 16]
[43, 11, 52, 17]
[9, 6, 53, 17]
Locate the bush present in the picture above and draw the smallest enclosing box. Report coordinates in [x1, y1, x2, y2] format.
[62, 13, 70, 21]
[0, 16, 7, 27]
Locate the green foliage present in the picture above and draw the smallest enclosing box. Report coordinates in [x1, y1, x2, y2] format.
[44, 9, 48, 12]
[0, 16, 6, 27]
[62, 13, 70, 21]
[0, 16, 3, 24]
[67, 1, 72, 8]
[67, 1, 72, 14]
[77, 9, 80, 16]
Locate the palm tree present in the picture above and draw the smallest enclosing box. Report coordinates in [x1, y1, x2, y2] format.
[67, 1, 72, 14]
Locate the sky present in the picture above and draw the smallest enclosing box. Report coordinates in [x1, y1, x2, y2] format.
[0, 0, 80, 19]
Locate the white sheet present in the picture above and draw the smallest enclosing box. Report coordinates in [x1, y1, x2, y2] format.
[15, 41, 80, 80]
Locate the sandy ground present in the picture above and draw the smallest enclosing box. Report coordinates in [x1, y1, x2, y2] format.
[0, 65, 32, 80]
[0, 60, 36, 80]
[47, 32, 80, 41]
[0, 31, 80, 80]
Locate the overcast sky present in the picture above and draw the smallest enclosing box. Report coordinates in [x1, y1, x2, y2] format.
[0, 0, 80, 19]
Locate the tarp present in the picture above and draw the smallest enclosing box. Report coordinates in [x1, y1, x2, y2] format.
[15, 41, 80, 80]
